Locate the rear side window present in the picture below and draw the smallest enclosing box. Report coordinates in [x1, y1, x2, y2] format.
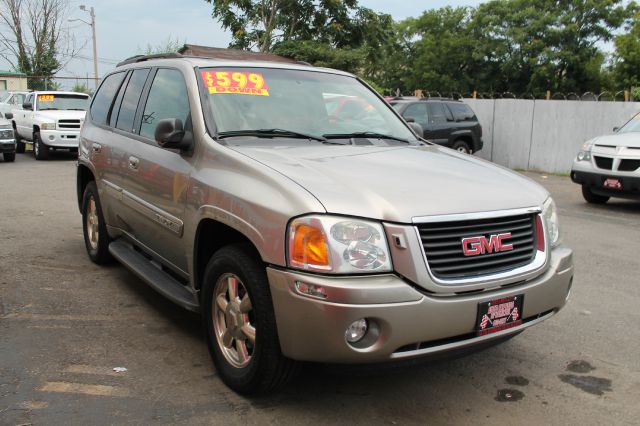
[402, 103, 428, 126]
[426, 103, 452, 124]
[90, 72, 126, 125]
[447, 103, 476, 121]
[139, 69, 190, 140]
[115, 68, 150, 132]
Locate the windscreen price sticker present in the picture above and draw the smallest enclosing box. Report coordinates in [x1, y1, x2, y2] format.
[38, 95, 55, 102]
[201, 71, 270, 96]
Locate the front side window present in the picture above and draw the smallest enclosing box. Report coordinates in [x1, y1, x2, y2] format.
[200, 67, 416, 142]
[139, 69, 190, 140]
[36, 94, 90, 111]
[90, 72, 126, 125]
[403, 103, 428, 126]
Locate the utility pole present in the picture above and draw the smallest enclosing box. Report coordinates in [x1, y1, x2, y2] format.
[70, 5, 98, 89]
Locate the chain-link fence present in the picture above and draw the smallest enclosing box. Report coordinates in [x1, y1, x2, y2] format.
[3, 75, 100, 94]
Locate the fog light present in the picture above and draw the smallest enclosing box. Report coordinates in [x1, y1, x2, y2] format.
[294, 281, 327, 300]
[49, 135, 55, 141]
[345, 319, 368, 343]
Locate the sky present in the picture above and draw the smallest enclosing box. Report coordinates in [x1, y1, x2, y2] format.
[0, 0, 485, 87]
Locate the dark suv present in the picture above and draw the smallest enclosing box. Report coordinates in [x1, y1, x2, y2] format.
[389, 98, 483, 154]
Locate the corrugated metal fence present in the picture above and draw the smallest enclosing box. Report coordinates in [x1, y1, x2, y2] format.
[465, 99, 640, 174]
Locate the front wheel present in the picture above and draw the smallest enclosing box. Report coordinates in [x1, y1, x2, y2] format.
[34, 133, 49, 160]
[202, 245, 298, 394]
[3, 152, 15, 162]
[452, 140, 472, 154]
[582, 185, 609, 204]
[15, 130, 25, 153]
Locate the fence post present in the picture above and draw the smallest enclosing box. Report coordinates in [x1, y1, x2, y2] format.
[546, 90, 551, 100]
[473, 90, 477, 99]
[625, 90, 630, 102]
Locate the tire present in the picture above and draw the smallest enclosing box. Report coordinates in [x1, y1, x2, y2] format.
[202, 244, 298, 394]
[34, 132, 49, 160]
[82, 181, 113, 264]
[582, 185, 609, 204]
[14, 128, 25, 153]
[3, 152, 15, 162]
[452, 140, 472, 154]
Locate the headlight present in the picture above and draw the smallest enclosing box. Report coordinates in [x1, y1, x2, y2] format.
[576, 141, 592, 161]
[542, 197, 560, 248]
[41, 123, 56, 130]
[288, 215, 392, 273]
[0, 128, 13, 139]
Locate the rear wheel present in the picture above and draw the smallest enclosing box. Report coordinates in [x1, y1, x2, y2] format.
[581, 185, 609, 204]
[82, 181, 113, 264]
[3, 152, 15, 162]
[34, 132, 49, 160]
[452, 140, 472, 154]
[202, 245, 298, 394]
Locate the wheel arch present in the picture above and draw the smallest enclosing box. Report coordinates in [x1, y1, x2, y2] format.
[193, 218, 263, 294]
[77, 164, 95, 212]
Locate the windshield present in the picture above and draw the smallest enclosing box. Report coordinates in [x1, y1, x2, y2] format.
[618, 113, 640, 134]
[201, 67, 416, 142]
[36, 94, 90, 111]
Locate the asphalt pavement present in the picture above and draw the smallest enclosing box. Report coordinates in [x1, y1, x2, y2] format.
[1, 151, 639, 425]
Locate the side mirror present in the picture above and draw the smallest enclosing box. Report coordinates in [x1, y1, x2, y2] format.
[22, 102, 32, 110]
[613, 127, 619, 132]
[154, 118, 191, 150]
[4, 112, 13, 120]
[408, 122, 424, 138]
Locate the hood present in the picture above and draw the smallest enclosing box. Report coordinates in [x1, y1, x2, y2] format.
[36, 110, 86, 121]
[230, 143, 549, 223]
[589, 132, 640, 148]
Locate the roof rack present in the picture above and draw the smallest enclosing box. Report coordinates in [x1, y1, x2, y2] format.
[116, 52, 183, 67]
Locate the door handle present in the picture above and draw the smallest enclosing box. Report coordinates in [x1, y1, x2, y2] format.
[128, 156, 139, 170]
[92, 143, 102, 153]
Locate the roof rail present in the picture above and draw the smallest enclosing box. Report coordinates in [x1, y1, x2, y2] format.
[116, 52, 183, 67]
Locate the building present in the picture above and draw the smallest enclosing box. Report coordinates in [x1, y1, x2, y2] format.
[0, 71, 28, 91]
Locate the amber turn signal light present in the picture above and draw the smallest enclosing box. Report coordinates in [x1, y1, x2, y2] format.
[290, 224, 331, 270]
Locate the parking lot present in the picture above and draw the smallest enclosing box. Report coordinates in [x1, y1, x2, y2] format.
[1, 152, 639, 425]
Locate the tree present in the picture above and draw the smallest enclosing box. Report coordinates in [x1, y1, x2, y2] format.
[140, 35, 185, 55]
[612, 6, 640, 91]
[205, 0, 384, 53]
[400, 7, 476, 94]
[470, 0, 627, 94]
[71, 83, 90, 94]
[0, 0, 79, 90]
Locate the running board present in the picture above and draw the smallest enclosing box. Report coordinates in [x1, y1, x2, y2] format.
[109, 240, 200, 312]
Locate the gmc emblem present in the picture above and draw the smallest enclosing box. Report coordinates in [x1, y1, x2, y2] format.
[462, 233, 513, 256]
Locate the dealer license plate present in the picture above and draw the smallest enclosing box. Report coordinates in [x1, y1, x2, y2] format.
[476, 295, 524, 336]
[603, 178, 622, 190]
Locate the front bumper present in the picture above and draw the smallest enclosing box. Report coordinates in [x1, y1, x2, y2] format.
[40, 129, 80, 148]
[0, 139, 16, 153]
[268, 245, 573, 363]
[571, 160, 640, 198]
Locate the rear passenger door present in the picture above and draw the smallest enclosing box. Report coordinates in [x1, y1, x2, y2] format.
[116, 68, 193, 274]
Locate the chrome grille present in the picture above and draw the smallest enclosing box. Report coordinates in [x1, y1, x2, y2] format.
[417, 214, 538, 279]
[58, 119, 81, 129]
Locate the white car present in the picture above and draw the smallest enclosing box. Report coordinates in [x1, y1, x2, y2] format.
[571, 112, 640, 203]
[10, 91, 89, 160]
[0, 91, 28, 119]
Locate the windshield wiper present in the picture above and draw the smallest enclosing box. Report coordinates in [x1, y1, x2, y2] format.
[218, 128, 327, 142]
[66, 108, 86, 111]
[323, 132, 410, 143]
[39, 108, 59, 110]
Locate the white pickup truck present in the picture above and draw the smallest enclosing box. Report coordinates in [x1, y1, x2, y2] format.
[10, 91, 90, 160]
